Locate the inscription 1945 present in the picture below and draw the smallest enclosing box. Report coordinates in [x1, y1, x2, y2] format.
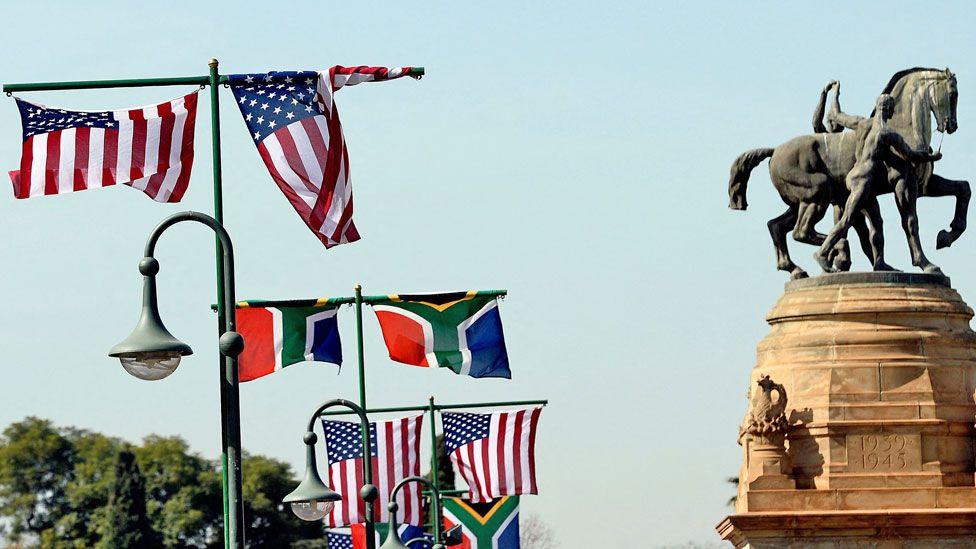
[846, 434, 922, 472]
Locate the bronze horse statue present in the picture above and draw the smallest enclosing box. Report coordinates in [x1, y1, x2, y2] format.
[728, 68, 967, 279]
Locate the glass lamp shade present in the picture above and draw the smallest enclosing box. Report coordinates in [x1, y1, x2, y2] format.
[119, 351, 182, 381]
[109, 269, 192, 381]
[290, 499, 335, 521]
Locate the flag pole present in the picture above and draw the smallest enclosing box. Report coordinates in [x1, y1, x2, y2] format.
[353, 283, 376, 548]
[428, 396, 444, 542]
[208, 58, 244, 549]
[354, 284, 368, 412]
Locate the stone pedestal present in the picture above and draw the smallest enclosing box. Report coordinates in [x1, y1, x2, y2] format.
[718, 272, 976, 547]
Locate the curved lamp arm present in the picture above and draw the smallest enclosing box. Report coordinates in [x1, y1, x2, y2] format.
[307, 399, 376, 501]
[389, 476, 437, 509]
[382, 476, 445, 549]
[307, 398, 370, 433]
[144, 211, 237, 335]
[285, 399, 378, 514]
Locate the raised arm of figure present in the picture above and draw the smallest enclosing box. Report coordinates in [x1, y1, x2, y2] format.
[826, 82, 867, 130]
[813, 80, 844, 133]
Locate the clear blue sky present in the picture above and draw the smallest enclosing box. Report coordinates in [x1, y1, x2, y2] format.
[1, 2, 975, 547]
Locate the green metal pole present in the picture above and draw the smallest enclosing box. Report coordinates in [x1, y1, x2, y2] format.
[223, 289, 508, 310]
[3, 75, 214, 93]
[353, 284, 376, 549]
[354, 284, 368, 412]
[428, 396, 443, 543]
[209, 58, 244, 549]
[317, 399, 549, 417]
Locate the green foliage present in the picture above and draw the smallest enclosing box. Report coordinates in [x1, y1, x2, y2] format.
[424, 434, 455, 491]
[0, 418, 324, 548]
[101, 449, 158, 548]
[241, 455, 322, 547]
[0, 417, 74, 544]
[133, 436, 221, 547]
[54, 430, 124, 547]
[726, 475, 739, 508]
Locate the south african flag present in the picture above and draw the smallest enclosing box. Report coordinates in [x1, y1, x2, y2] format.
[442, 496, 520, 549]
[372, 291, 511, 379]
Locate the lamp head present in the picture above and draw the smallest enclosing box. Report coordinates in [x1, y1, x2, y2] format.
[283, 431, 342, 521]
[108, 315, 192, 381]
[109, 256, 192, 381]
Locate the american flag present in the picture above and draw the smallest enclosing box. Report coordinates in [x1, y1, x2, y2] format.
[228, 66, 420, 249]
[326, 524, 431, 549]
[322, 414, 424, 527]
[8, 92, 198, 202]
[442, 408, 543, 503]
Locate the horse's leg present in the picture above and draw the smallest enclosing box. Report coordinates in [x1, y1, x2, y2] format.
[793, 201, 828, 245]
[817, 175, 868, 273]
[894, 174, 941, 274]
[922, 173, 971, 249]
[860, 197, 896, 271]
[768, 206, 806, 279]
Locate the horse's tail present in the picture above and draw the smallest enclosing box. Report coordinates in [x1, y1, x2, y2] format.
[728, 147, 775, 210]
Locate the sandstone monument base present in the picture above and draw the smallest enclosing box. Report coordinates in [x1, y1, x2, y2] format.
[717, 272, 976, 547]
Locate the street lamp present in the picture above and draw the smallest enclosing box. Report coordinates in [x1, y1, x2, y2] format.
[285, 399, 379, 549]
[282, 430, 342, 521]
[109, 211, 246, 548]
[109, 255, 193, 380]
[380, 476, 449, 549]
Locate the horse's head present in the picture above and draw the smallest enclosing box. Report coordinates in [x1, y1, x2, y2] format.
[929, 68, 958, 134]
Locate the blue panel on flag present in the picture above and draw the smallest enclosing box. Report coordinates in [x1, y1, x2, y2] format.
[310, 314, 342, 365]
[227, 71, 321, 143]
[466, 305, 511, 379]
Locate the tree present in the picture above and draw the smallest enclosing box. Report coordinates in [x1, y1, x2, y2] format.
[424, 434, 455, 491]
[726, 475, 739, 508]
[133, 435, 222, 548]
[519, 514, 557, 549]
[101, 449, 158, 548]
[0, 417, 74, 544]
[0, 418, 327, 548]
[54, 430, 124, 547]
[240, 454, 322, 548]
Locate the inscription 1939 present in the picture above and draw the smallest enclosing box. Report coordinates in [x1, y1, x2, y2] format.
[846, 434, 922, 472]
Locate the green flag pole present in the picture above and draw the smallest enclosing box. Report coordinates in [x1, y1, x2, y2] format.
[428, 396, 443, 542]
[218, 289, 508, 310]
[353, 283, 377, 548]
[208, 58, 245, 549]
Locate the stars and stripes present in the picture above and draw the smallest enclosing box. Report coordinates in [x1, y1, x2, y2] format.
[326, 528, 355, 549]
[322, 414, 424, 527]
[8, 91, 198, 202]
[442, 408, 542, 503]
[326, 524, 431, 549]
[228, 66, 420, 249]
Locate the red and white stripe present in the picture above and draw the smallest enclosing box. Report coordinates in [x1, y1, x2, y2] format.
[329, 65, 417, 91]
[325, 414, 424, 527]
[449, 408, 542, 503]
[256, 66, 417, 248]
[9, 92, 198, 202]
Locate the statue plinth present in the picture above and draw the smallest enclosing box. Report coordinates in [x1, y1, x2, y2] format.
[718, 272, 976, 547]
